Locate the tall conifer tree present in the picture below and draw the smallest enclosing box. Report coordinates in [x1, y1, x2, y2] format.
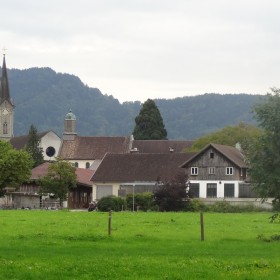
[133, 99, 167, 140]
[26, 124, 44, 167]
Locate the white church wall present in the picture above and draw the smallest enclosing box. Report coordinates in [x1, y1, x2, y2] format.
[40, 131, 62, 161]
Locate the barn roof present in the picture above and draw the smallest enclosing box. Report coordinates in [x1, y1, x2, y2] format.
[131, 140, 194, 153]
[91, 152, 194, 183]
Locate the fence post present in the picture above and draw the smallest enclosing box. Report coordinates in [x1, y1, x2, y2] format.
[200, 212, 204, 241]
[108, 210, 112, 236]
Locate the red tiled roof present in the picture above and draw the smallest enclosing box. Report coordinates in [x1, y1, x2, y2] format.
[132, 140, 193, 153]
[30, 162, 94, 187]
[30, 162, 49, 180]
[59, 136, 131, 160]
[75, 168, 95, 186]
[91, 152, 194, 183]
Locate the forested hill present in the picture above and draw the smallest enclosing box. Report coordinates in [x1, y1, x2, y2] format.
[6, 67, 262, 139]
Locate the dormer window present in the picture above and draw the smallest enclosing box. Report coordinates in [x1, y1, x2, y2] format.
[191, 167, 198, 175]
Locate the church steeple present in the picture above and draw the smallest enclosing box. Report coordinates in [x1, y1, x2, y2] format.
[0, 54, 14, 106]
[0, 54, 15, 141]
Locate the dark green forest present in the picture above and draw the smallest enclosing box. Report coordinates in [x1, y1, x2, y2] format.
[6, 67, 262, 139]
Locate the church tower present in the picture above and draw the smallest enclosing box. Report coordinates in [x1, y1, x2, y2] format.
[0, 54, 15, 141]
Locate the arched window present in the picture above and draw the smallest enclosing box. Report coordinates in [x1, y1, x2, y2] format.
[3, 122, 7, 134]
[74, 162, 79, 168]
[86, 162, 90, 169]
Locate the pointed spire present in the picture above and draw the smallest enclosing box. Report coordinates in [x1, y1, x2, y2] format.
[0, 54, 13, 106]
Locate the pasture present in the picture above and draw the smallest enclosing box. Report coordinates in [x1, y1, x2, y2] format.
[0, 210, 279, 279]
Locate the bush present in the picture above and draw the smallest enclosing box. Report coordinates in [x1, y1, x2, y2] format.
[97, 196, 126, 212]
[269, 213, 280, 223]
[126, 192, 153, 211]
[153, 174, 189, 212]
[206, 201, 264, 213]
[186, 199, 207, 212]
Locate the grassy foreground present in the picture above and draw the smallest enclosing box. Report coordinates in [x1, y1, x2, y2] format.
[0, 210, 279, 280]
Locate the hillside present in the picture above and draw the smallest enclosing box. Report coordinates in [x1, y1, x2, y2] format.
[7, 67, 261, 139]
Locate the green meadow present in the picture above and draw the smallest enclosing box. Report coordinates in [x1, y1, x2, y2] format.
[0, 210, 279, 280]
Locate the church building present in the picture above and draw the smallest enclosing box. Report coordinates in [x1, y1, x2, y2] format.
[0, 54, 14, 141]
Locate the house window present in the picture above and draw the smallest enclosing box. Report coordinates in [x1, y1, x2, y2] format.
[189, 183, 200, 198]
[191, 167, 198, 175]
[210, 152, 214, 159]
[224, 184, 234, 197]
[86, 162, 90, 169]
[226, 167, 233, 175]
[207, 183, 217, 198]
[209, 167, 215, 175]
[74, 162, 79, 168]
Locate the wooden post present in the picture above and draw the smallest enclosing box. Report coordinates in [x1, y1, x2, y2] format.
[108, 210, 112, 236]
[200, 212, 204, 241]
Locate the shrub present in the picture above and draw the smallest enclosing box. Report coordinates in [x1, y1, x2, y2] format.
[257, 234, 280, 242]
[186, 199, 207, 212]
[207, 201, 265, 213]
[126, 192, 153, 211]
[97, 196, 126, 212]
[269, 213, 280, 223]
[153, 174, 189, 212]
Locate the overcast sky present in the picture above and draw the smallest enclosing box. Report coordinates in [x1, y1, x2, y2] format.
[2, 0, 280, 102]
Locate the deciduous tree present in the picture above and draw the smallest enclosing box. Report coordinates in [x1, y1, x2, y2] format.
[188, 122, 261, 153]
[132, 99, 167, 140]
[0, 141, 33, 196]
[248, 88, 280, 209]
[40, 159, 77, 207]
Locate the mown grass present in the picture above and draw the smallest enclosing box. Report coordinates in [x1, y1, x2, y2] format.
[0, 210, 279, 279]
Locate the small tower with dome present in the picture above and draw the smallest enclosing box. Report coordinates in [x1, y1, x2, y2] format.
[63, 109, 77, 140]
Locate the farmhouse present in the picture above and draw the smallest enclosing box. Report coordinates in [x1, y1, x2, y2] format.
[181, 143, 253, 199]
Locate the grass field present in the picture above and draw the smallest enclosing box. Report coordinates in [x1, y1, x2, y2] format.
[0, 210, 279, 280]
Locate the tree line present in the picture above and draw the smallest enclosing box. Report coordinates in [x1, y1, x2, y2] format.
[7, 67, 259, 139]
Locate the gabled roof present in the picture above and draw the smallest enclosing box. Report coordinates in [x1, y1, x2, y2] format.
[0, 55, 13, 106]
[91, 152, 194, 183]
[59, 136, 131, 160]
[30, 162, 94, 187]
[75, 168, 95, 187]
[30, 162, 49, 180]
[180, 143, 247, 168]
[10, 131, 54, 150]
[131, 140, 194, 153]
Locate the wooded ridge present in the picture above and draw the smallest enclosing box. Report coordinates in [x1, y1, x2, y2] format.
[7, 67, 262, 139]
